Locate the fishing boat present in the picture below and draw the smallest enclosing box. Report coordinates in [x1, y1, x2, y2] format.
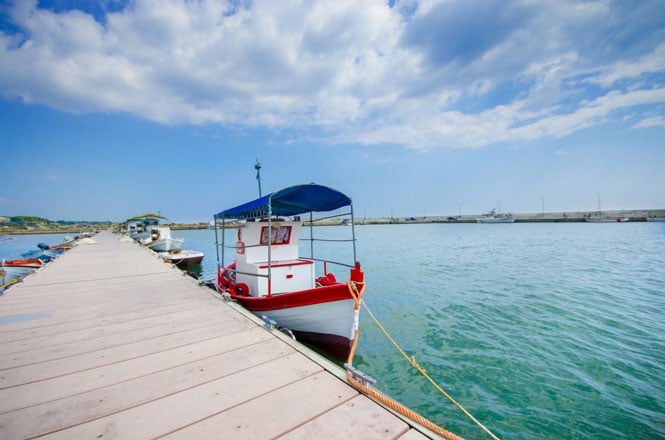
[584, 214, 630, 222]
[140, 226, 184, 252]
[477, 209, 515, 223]
[213, 183, 365, 361]
[1, 258, 44, 284]
[159, 249, 204, 266]
[49, 243, 74, 250]
[646, 216, 665, 222]
[125, 214, 166, 242]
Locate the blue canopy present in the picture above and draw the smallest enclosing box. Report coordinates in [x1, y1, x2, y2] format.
[214, 183, 352, 220]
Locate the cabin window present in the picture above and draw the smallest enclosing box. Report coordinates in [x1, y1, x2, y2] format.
[260, 225, 292, 245]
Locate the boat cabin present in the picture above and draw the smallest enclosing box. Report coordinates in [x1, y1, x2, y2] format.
[214, 183, 358, 299]
[234, 219, 314, 297]
[125, 215, 167, 240]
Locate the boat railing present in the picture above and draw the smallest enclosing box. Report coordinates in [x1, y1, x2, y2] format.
[304, 257, 354, 271]
[221, 256, 352, 283]
[224, 267, 270, 279]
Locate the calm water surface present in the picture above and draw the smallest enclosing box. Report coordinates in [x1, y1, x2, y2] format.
[2, 223, 664, 439]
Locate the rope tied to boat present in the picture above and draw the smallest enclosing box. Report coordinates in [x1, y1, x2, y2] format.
[346, 280, 501, 440]
[345, 280, 463, 440]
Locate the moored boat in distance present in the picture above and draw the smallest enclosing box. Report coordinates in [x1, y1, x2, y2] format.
[159, 249, 204, 266]
[584, 213, 630, 222]
[1, 258, 45, 284]
[123, 214, 166, 242]
[646, 216, 665, 222]
[140, 226, 184, 252]
[213, 183, 365, 361]
[123, 214, 185, 252]
[477, 209, 515, 223]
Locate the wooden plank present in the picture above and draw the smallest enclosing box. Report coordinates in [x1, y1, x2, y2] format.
[397, 430, 433, 440]
[277, 394, 410, 439]
[162, 371, 364, 439]
[0, 306, 220, 355]
[0, 309, 229, 369]
[0, 301, 205, 339]
[0, 319, 257, 388]
[38, 354, 322, 439]
[0, 338, 292, 438]
[0, 328, 275, 415]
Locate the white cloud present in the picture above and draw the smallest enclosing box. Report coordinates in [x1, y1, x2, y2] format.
[632, 116, 665, 129]
[0, 0, 663, 150]
[589, 43, 665, 87]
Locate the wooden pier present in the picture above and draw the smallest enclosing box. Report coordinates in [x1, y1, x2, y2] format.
[0, 231, 435, 439]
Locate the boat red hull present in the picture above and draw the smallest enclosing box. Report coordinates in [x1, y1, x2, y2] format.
[2, 259, 44, 268]
[217, 266, 361, 361]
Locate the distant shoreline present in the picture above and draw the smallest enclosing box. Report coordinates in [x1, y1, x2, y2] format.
[2, 209, 663, 235]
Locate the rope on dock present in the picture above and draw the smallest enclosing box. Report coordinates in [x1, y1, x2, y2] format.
[345, 280, 464, 440]
[346, 280, 501, 440]
[1, 278, 21, 292]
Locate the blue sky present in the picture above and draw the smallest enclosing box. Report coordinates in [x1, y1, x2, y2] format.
[1, 0, 664, 223]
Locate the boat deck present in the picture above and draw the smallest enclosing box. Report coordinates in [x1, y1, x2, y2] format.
[0, 231, 434, 439]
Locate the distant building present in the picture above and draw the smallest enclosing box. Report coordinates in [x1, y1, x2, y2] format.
[0, 216, 9, 223]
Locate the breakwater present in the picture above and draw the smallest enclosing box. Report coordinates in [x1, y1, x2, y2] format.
[168, 208, 665, 229]
[358, 208, 665, 224]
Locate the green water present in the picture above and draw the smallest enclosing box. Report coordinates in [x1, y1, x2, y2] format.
[4, 224, 663, 439]
[352, 223, 665, 439]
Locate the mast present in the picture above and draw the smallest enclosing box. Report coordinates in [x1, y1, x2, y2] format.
[255, 160, 262, 197]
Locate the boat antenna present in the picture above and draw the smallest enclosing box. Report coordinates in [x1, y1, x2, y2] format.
[255, 159, 262, 197]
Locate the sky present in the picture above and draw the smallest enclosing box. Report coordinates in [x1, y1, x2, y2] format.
[1, 0, 664, 223]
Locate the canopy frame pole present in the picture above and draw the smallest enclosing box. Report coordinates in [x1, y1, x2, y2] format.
[309, 211, 314, 260]
[267, 197, 272, 297]
[350, 203, 357, 263]
[214, 216, 220, 268]
[221, 218, 226, 269]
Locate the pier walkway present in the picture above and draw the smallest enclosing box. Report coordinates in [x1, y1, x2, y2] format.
[0, 231, 434, 439]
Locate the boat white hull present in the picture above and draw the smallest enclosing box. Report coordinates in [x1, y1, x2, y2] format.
[646, 217, 665, 222]
[147, 237, 183, 252]
[159, 249, 204, 266]
[1, 266, 36, 283]
[477, 217, 515, 223]
[253, 298, 357, 360]
[261, 298, 356, 340]
[585, 218, 630, 223]
[218, 264, 362, 360]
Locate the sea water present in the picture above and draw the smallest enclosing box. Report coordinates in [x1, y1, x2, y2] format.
[2, 223, 664, 439]
[0, 233, 71, 262]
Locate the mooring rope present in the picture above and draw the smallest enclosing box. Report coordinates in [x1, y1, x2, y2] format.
[0, 278, 21, 291]
[346, 280, 501, 440]
[345, 280, 464, 440]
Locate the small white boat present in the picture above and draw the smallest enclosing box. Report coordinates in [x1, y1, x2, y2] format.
[646, 217, 665, 222]
[213, 183, 365, 361]
[1, 258, 44, 285]
[477, 209, 515, 223]
[124, 214, 166, 241]
[141, 226, 184, 252]
[584, 214, 630, 223]
[159, 249, 204, 266]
